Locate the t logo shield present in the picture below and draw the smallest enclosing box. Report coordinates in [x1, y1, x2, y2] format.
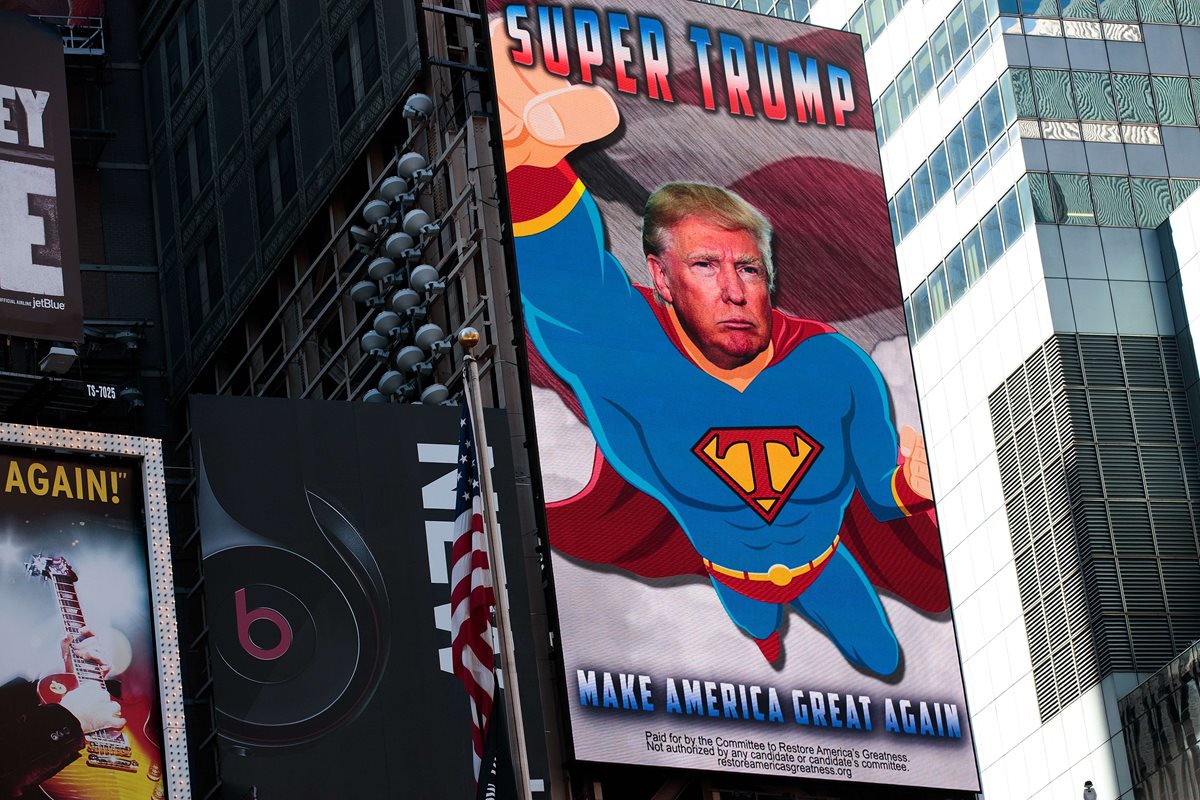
[692, 427, 822, 523]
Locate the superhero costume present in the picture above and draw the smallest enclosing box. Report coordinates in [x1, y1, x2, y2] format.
[510, 160, 942, 677]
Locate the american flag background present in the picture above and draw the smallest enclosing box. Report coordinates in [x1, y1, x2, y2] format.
[450, 402, 497, 782]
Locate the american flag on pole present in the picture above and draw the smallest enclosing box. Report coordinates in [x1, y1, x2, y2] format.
[450, 402, 497, 781]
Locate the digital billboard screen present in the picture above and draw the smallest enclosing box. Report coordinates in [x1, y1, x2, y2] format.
[190, 396, 549, 798]
[491, 1, 980, 790]
[0, 447, 169, 798]
[0, 12, 82, 342]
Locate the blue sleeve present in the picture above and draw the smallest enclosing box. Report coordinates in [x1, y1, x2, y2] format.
[837, 335, 907, 522]
[515, 187, 662, 383]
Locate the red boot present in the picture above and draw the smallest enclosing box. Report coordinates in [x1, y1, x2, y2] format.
[754, 631, 782, 664]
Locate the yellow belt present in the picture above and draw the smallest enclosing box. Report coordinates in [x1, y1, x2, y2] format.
[703, 535, 841, 587]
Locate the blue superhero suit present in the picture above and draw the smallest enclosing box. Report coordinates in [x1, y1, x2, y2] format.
[511, 161, 928, 677]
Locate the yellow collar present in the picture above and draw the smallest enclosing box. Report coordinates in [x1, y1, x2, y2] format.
[666, 306, 773, 393]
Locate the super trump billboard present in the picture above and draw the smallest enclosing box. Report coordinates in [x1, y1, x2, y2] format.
[490, 1, 980, 791]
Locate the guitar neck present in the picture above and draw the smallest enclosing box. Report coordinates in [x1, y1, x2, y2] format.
[52, 575, 104, 686]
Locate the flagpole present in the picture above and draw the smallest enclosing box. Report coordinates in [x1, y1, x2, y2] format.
[458, 327, 534, 800]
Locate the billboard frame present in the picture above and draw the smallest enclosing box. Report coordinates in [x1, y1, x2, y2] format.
[0, 422, 191, 799]
[0, 12, 84, 342]
[485, 0, 982, 792]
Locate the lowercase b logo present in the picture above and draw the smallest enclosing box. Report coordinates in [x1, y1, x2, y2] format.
[235, 587, 293, 661]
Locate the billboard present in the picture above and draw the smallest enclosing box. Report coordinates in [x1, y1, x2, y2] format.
[0, 429, 185, 799]
[490, 1, 980, 790]
[190, 396, 548, 798]
[0, 12, 82, 341]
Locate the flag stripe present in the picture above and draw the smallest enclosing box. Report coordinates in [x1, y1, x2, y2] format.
[451, 403, 498, 783]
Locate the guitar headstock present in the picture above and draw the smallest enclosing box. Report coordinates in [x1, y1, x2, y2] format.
[26, 554, 77, 582]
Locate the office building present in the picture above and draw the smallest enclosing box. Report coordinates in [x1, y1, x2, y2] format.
[135, 0, 563, 794]
[728, 0, 1200, 795]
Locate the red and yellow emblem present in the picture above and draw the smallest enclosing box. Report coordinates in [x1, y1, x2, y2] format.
[692, 427, 822, 523]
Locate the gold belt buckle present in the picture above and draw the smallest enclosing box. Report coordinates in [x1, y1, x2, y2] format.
[767, 564, 793, 586]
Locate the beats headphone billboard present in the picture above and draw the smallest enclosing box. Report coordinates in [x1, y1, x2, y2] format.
[190, 396, 548, 798]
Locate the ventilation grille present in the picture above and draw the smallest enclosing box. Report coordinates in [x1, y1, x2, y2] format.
[989, 334, 1200, 722]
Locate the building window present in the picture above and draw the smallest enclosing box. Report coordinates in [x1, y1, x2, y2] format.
[244, 2, 284, 110]
[1024, 172, 1199, 229]
[904, 180, 1033, 342]
[334, 7, 381, 127]
[185, 229, 223, 336]
[255, 123, 296, 232]
[174, 112, 211, 210]
[166, 0, 202, 98]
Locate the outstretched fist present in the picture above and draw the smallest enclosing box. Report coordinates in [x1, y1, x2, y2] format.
[899, 425, 932, 501]
[490, 18, 620, 170]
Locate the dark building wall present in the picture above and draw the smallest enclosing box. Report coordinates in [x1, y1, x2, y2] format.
[139, 0, 419, 394]
[77, 0, 169, 437]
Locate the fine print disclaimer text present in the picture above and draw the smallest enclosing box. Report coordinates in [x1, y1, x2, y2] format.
[644, 729, 912, 778]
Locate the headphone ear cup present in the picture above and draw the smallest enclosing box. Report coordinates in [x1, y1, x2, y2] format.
[205, 545, 360, 750]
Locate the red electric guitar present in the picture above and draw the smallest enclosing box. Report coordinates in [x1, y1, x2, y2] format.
[25, 554, 165, 800]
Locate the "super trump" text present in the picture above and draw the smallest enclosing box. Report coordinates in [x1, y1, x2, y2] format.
[503, 3, 857, 126]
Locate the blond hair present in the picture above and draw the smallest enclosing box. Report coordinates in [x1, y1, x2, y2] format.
[642, 183, 775, 291]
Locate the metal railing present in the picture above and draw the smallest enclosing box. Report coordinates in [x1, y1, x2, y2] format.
[31, 15, 105, 56]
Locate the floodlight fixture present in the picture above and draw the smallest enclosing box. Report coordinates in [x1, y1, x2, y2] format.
[113, 329, 141, 350]
[394, 345, 423, 372]
[363, 389, 388, 403]
[367, 257, 397, 281]
[350, 280, 379, 303]
[350, 225, 375, 245]
[403, 209, 432, 237]
[38, 346, 77, 375]
[409, 264, 440, 293]
[403, 93, 434, 120]
[373, 310, 402, 336]
[363, 199, 391, 225]
[384, 232, 415, 260]
[414, 322, 445, 353]
[421, 383, 449, 405]
[119, 386, 144, 408]
[378, 370, 407, 395]
[361, 330, 388, 353]
[390, 288, 421, 314]
[379, 176, 409, 202]
[397, 152, 428, 179]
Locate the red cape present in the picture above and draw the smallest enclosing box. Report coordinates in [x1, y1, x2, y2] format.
[533, 288, 951, 615]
